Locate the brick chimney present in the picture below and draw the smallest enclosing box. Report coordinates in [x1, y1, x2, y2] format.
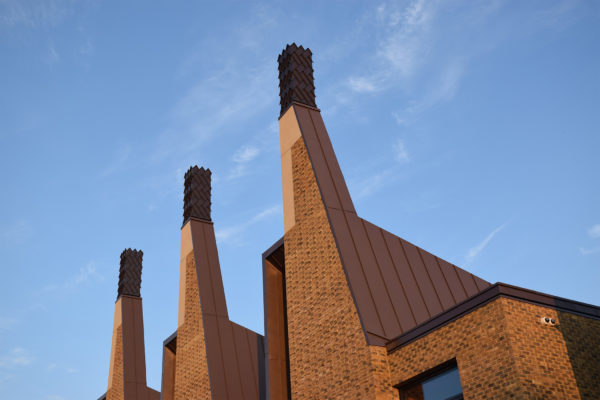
[106, 249, 159, 400]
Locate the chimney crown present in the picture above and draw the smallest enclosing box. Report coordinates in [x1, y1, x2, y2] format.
[118, 248, 143, 299]
[183, 166, 211, 224]
[278, 43, 316, 116]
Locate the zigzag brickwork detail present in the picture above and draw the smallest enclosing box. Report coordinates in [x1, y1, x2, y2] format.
[173, 252, 211, 399]
[183, 166, 212, 223]
[278, 44, 316, 115]
[118, 249, 143, 298]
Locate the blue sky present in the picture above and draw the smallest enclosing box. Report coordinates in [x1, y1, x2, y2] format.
[1, 0, 599, 398]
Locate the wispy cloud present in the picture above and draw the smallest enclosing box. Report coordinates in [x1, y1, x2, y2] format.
[588, 224, 600, 239]
[228, 144, 261, 179]
[100, 144, 131, 177]
[579, 247, 600, 256]
[393, 138, 410, 163]
[216, 205, 280, 243]
[347, 77, 379, 93]
[43, 42, 60, 64]
[44, 261, 104, 292]
[580, 224, 600, 255]
[0, 220, 33, 245]
[155, 61, 273, 161]
[466, 223, 507, 263]
[0, 347, 33, 368]
[0, 0, 71, 29]
[346, 0, 437, 95]
[0, 317, 17, 331]
[349, 168, 396, 200]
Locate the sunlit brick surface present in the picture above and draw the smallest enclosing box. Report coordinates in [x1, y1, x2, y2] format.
[173, 252, 211, 399]
[107, 326, 124, 400]
[283, 137, 395, 399]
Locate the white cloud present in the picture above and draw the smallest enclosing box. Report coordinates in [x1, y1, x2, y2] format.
[43, 261, 104, 293]
[0, 0, 71, 29]
[65, 262, 103, 288]
[347, 0, 437, 94]
[349, 168, 396, 200]
[100, 144, 131, 177]
[0, 347, 33, 368]
[0, 220, 32, 244]
[377, 0, 434, 78]
[347, 77, 379, 93]
[216, 205, 280, 243]
[155, 61, 273, 162]
[43, 43, 60, 64]
[588, 224, 600, 239]
[228, 144, 261, 179]
[393, 139, 410, 163]
[232, 145, 260, 164]
[466, 223, 507, 263]
[392, 59, 464, 124]
[579, 247, 600, 256]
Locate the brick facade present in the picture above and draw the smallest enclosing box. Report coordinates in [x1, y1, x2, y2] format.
[173, 251, 211, 399]
[387, 297, 600, 399]
[283, 134, 383, 399]
[100, 44, 600, 400]
[107, 326, 124, 400]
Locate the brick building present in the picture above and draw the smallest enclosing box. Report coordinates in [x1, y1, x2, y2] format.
[99, 44, 600, 400]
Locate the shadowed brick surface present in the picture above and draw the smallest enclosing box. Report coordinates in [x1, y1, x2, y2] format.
[118, 249, 143, 299]
[183, 166, 211, 224]
[278, 44, 316, 115]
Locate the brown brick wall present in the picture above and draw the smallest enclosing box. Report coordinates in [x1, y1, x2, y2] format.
[107, 326, 124, 400]
[283, 137, 388, 399]
[173, 251, 211, 399]
[387, 297, 600, 399]
[502, 299, 600, 399]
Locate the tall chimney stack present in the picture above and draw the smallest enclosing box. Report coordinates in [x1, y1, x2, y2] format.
[106, 249, 159, 400]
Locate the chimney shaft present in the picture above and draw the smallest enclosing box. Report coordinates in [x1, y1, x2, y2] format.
[117, 248, 143, 299]
[278, 43, 316, 116]
[183, 166, 212, 224]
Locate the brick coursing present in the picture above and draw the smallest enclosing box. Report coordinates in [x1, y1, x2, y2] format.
[502, 299, 600, 399]
[107, 326, 124, 400]
[283, 137, 383, 399]
[388, 297, 600, 399]
[173, 251, 212, 399]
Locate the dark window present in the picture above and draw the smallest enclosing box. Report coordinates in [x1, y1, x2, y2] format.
[398, 365, 463, 400]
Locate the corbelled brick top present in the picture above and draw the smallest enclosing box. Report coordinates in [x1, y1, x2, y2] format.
[183, 166, 211, 224]
[278, 43, 316, 116]
[118, 248, 143, 299]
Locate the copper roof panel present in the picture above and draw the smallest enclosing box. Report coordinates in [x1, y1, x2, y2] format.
[290, 103, 492, 344]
